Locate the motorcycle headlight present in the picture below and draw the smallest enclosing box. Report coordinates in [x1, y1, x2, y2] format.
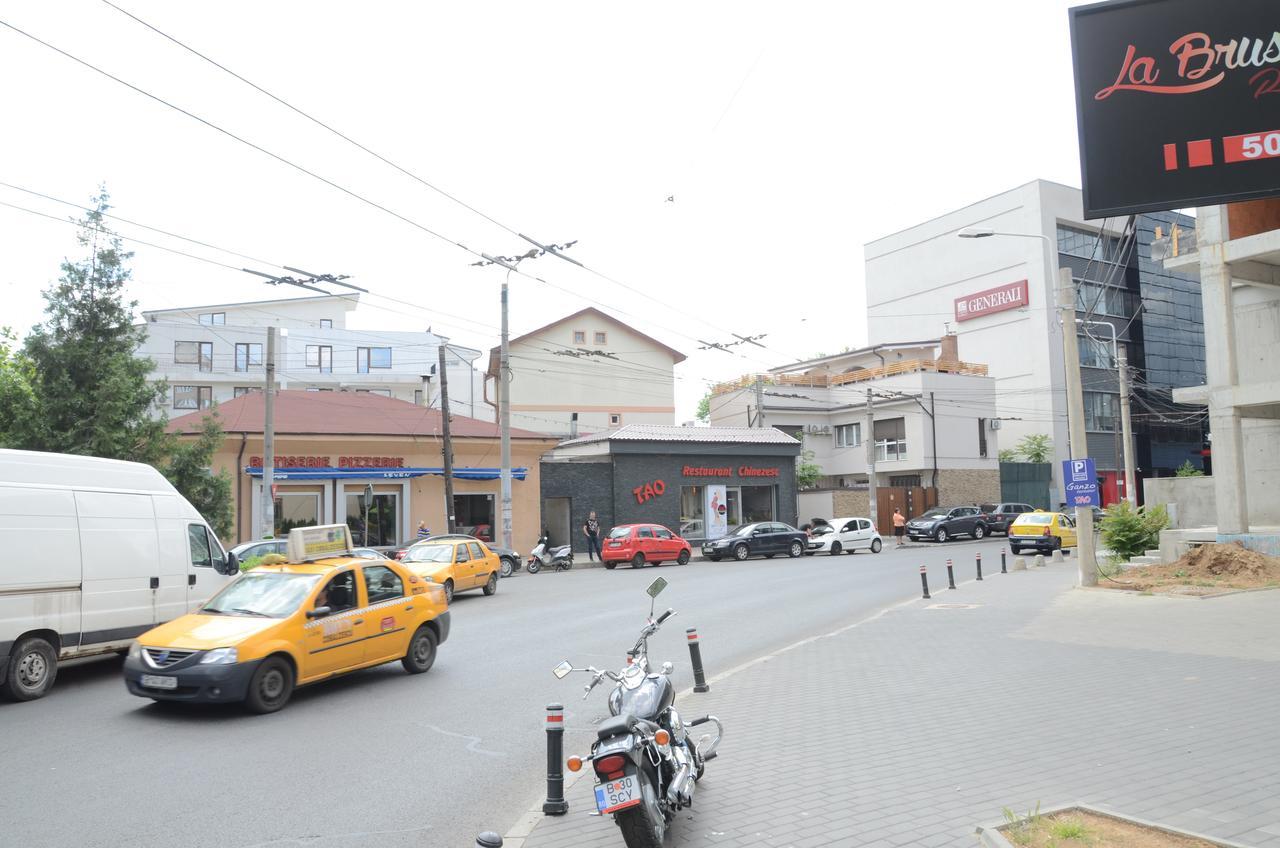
[199, 647, 239, 665]
[127, 641, 143, 661]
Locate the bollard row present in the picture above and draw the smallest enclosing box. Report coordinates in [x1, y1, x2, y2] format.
[916, 544, 1045, 599]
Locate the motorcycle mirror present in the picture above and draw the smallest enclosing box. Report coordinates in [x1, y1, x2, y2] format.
[552, 660, 574, 679]
[646, 577, 668, 599]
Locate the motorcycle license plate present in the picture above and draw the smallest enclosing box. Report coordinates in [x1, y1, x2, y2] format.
[594, 775, 641, 814]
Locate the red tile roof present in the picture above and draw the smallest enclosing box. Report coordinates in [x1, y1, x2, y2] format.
[168, 390, 553, 440]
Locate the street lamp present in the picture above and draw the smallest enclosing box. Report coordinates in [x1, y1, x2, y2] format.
[957, 227, 1098, 585]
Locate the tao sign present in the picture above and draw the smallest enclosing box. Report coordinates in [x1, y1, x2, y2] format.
[633, 480, 666, 504]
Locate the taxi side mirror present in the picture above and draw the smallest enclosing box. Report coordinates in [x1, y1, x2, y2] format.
[307, 606, 331, 619]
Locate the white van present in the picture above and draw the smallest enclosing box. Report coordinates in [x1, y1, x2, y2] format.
[0, 449, 239, 701]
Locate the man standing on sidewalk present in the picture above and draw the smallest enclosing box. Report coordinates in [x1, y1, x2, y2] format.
[893, 508, 907, 547]
[583, 511, 603, 562]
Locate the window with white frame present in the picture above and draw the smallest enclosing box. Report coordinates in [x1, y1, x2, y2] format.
[594, 331, 607, 345]
[873, 417, 907, 461]
[319, 319, 332, 329]
[573, 330, 586, 344]
[834, 423, 860, 448]
[609, 413, 621, 425]
[235, 342, 263, 372]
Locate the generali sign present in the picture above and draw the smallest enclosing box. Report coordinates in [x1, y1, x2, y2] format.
[954, 280, 1029, 322]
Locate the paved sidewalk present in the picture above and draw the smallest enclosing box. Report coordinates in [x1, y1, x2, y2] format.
[510, 559, 1280, 848]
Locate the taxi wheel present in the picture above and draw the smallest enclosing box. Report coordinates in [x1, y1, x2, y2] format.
[402, 626, 438, 674]
[443, 580, 454, 604]
[244, 656, 294, 715]
[482, 573, 498, 596]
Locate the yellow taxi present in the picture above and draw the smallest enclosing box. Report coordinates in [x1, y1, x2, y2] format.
[122, 525, 450, 714]
[1008, 510, 1079, 555]
[400, 538, 502, 603]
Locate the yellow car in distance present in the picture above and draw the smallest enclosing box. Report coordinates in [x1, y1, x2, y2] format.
[123, 526, 450, 714]
[1008, 510, 1079, 555]
[401, 538, 502, 603]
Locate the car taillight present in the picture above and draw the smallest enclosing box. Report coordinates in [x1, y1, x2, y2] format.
[594, 754, 627, 778]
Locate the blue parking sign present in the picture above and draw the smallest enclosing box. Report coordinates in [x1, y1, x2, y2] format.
[1061, 458, 1100, 509]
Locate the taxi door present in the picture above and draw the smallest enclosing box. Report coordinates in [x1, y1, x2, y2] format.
[1057, 514, 1079, 548]
[450, 543, 476, 589]
[302, 569, 372, 679]
[359, 563, 414, 664]
[469, 542, 496, 582]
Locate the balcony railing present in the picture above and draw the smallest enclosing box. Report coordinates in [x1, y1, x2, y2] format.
[710, 359, 989, 396]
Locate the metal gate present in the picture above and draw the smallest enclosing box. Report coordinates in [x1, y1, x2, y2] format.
[877, 486, 937, 533]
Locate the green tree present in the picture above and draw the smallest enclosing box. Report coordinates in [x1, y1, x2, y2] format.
[163, 411, 234, 539]
[0, 328, 39, 446]
[795, 448, 822, 489]
[695, 391, 711, 423]
[1174, 459, 1204, 477]
[1014, 433, 1053, 463]
[19, 188, 169, 462]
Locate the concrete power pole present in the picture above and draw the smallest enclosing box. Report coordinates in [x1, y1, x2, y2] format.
[262, 325, 277, 540]
[754, 376, 766, 429]
[1057, 268, 1097, 585]
[1118, 345, 1137, 506]
[499, 274, 513, 550]
[865, 388, 877, 528]
[438, 345, 457, 534]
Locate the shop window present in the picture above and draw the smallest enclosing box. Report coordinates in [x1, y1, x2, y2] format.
[573, 330, 586, 344]
[454, 494, 495, 542]
[835, 423, 860, 448]
[346, 491, 399, 547]
[274, 492, 320, 537]
[740, 486, 775, 524]
[679, 486, 705, 538]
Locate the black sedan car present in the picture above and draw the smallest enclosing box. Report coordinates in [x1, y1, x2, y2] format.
[702, 522, 807, 561]
[905, 506, 988, 542]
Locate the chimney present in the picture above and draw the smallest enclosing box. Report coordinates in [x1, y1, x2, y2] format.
[937, 334, 959, 368]
[420, 375, 432, 407]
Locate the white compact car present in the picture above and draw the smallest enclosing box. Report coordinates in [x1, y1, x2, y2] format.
[806, 517, 883, 555]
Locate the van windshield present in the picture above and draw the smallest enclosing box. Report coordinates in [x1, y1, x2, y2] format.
[202, 572, 321, 618]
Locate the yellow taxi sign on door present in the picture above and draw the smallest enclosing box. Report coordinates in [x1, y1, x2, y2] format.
[288, 524, 354, 562]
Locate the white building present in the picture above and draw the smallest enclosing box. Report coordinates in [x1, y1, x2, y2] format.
[486, 307, 686, 438]
[708, 335, 1001, 525]
[864, 179, 1205, 505]
[137, 294, 489, 420]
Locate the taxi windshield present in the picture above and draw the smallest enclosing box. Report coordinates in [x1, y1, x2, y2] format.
[202, 572, 322, 618]
[405, 544, 455, 564]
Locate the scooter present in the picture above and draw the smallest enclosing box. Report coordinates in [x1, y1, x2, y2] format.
[553, 577, 722, 848]
[527, 534, 573, 574]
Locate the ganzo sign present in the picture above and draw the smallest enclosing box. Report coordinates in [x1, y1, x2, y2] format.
[954, 280, 1029, 322]
[1069, 0, 1280, 217]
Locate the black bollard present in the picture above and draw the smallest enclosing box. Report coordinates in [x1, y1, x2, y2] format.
[542, 704, 569, 815]
[920, 564, 931, 599]
[686, 628, 711, 693]
[976, 552, 983, 581]
[1001, 548, 1007, 574]
[946, 558, 956, 590]
[476, 833, 503, 848]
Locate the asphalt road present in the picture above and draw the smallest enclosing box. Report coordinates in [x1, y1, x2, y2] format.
[0, 538, 1011, 848]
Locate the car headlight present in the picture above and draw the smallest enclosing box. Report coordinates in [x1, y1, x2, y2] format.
[200, 647, 239, 665]
[127, 641, 143, 661]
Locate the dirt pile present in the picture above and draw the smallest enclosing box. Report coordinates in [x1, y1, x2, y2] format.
[1175, 541, 1278, 577]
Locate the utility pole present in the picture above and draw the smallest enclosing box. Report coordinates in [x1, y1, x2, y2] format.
[865, 388, 877, 528]
[1118, 345, 1137, 506]
[1057, 268, 1097, 585]
[499, 273, 513, 550]
[438, 345, 457, 534]
[262, 326, 276, 540]
[754, 376, 766, 429]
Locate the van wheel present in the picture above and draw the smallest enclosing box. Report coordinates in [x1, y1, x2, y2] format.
[3, 636, 57, 701]
[482, 573, 498, 595]
[402, 627, 438, 674]
[244, 656, 294, 714]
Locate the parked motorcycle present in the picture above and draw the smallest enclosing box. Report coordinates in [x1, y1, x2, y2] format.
[528, 534, 573, 574]
[553, 577, 722, 848]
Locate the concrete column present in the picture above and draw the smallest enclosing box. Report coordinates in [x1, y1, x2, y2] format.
[1196, 206, 1249, 534]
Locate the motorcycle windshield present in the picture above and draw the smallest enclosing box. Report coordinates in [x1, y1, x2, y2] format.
[611, 678, 667, 720]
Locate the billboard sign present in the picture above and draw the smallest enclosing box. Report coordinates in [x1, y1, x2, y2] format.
[704, 485, 728, 540]
[1061, 458, 1101, 509]
[1069, 0, 1280, 218]
[954, 280, 1030, 322]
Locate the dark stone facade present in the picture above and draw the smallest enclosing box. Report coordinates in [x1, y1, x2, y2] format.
[540, 440, 800, 552]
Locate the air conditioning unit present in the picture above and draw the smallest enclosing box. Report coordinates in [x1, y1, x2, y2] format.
[818, 425, 831, 434]
[804, 424, 821, 434]
[988, 419, 1002, 431]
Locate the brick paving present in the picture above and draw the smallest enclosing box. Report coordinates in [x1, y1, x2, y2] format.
[510, 560, 1280, 848]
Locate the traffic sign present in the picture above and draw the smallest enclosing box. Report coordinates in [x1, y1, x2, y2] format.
[1061, 457, 1100, 509]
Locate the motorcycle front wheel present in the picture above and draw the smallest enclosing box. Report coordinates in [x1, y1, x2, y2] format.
[527, 560, 541, 574]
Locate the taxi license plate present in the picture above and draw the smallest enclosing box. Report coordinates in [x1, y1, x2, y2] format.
[140, 674, 178, 690]
[594, 775, 640, 814]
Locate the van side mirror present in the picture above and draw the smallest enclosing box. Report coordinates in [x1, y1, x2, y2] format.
[221, 551, 240, 575]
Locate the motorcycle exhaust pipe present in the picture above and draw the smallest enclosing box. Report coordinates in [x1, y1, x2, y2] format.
[666, 762, 692, 807]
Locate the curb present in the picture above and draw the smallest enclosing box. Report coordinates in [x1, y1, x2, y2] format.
[975, 804, 1255, 848]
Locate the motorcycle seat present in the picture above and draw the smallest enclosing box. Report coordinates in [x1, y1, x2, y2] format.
[597, 714, 659, 740]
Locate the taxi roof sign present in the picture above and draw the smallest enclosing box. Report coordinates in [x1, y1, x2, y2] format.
[287, 524, 354, 563]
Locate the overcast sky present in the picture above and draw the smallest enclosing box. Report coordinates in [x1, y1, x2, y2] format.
[0, 0, 1087, 419]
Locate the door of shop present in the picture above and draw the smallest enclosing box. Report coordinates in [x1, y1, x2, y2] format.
[543, 497, 572, 549]
[876, 487, 937, 534]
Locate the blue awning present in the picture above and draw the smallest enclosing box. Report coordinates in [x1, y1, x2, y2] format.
[244, 466, 527, 481]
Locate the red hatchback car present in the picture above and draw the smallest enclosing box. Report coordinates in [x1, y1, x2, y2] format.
[603, 523, 692, 569]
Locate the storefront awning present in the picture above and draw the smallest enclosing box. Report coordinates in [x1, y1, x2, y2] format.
[244, 466, 528, 481]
